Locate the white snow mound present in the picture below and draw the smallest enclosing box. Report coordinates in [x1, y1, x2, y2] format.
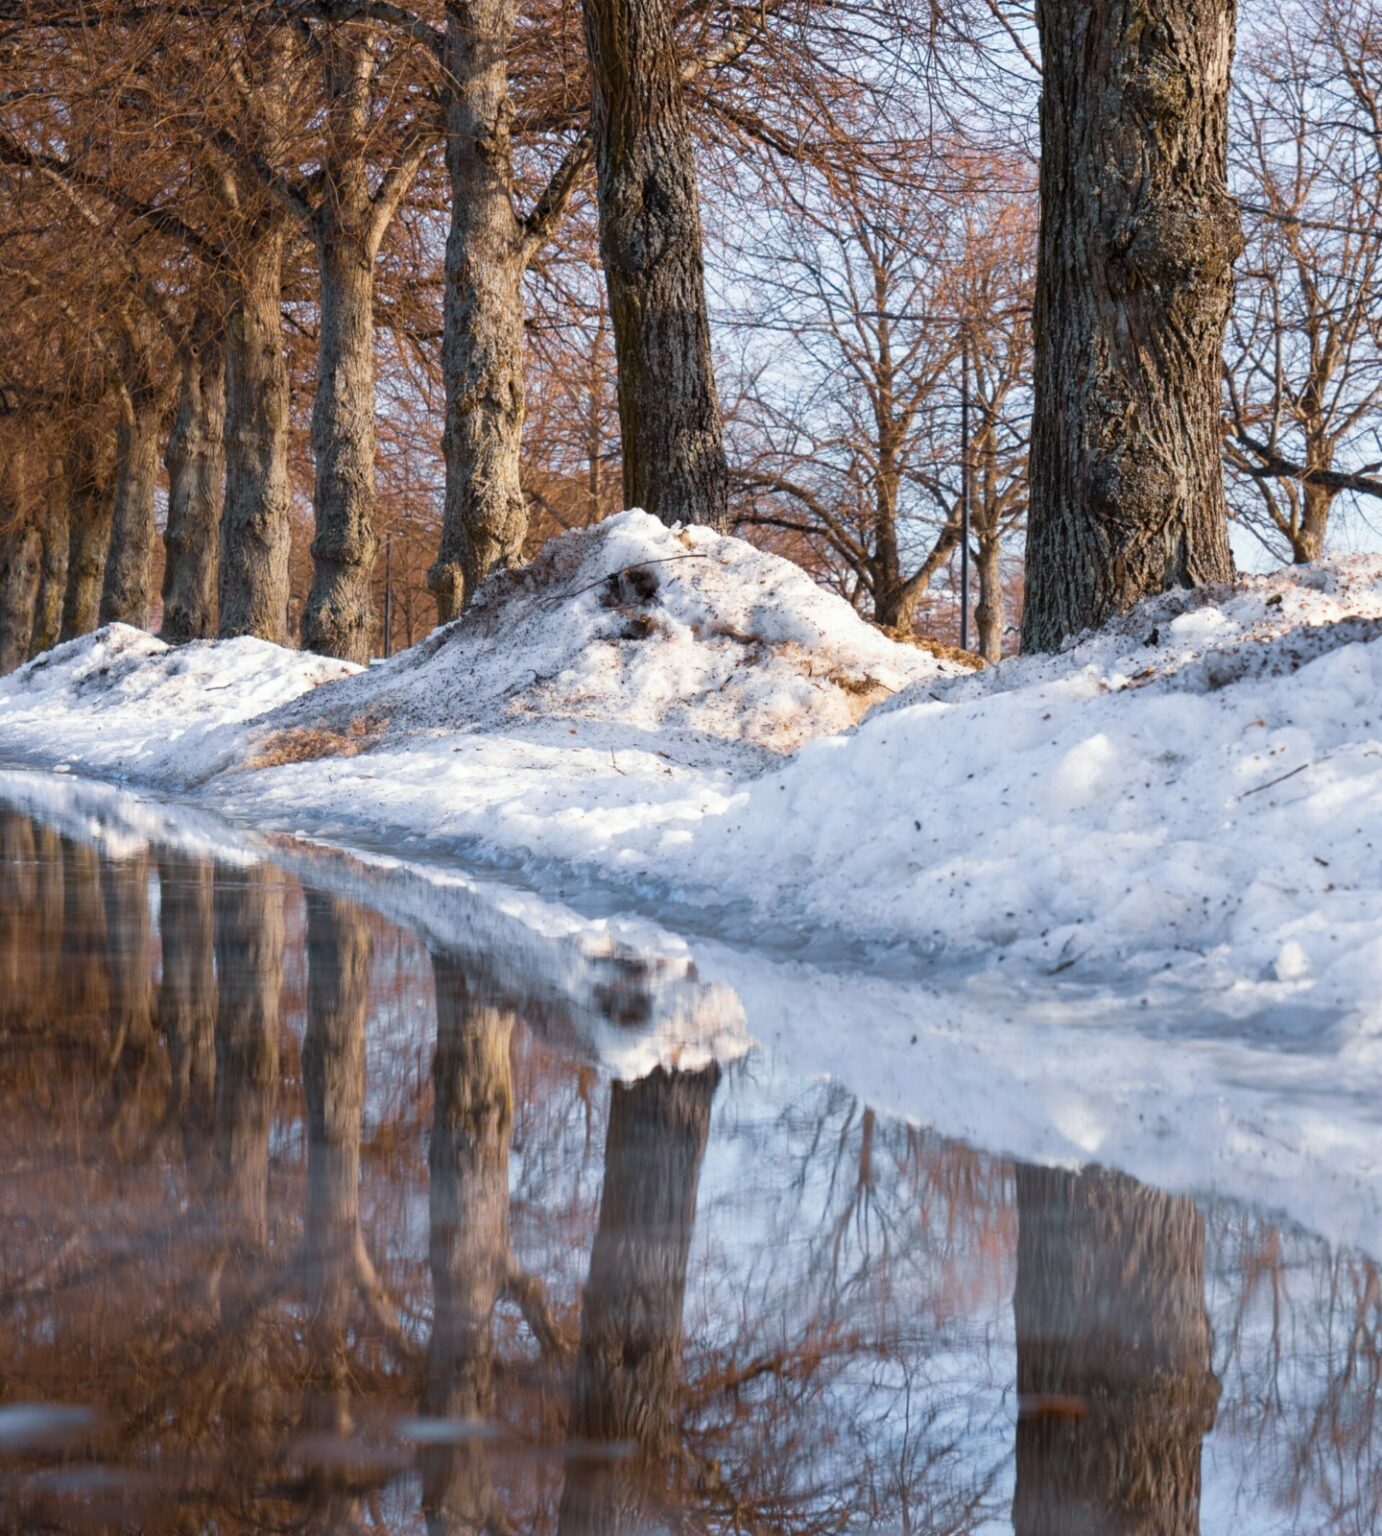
[250, 510, 962, 769]
[0, 624, 358, 780]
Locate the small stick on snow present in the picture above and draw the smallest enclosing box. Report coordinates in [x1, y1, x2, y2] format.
[610, 748, 625, 775]
[1239, 759, 1324, 799]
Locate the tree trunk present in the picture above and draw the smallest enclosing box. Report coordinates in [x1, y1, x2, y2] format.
[100, 385, 163, 629]
[220, 235, 292, 645]
[29, 463, 70, 659]
[580, 0, 729, 532]
[1022, 0, 1241, 653]
[1012, 1163, 1220, 1536]
[0, 519, 42, 675]
[557, 1064, 719, 1536]
[302, 236, 379, 660]
[423, 955, 515, 1536]
[301, 890, 370, 1476]
[162, 336, 226, 642]
[975, 530, 1004, 663]
[156, 848, 217, 1175]
[60, 436, 114, 642]
[212, 861, 284, 1248]
[1293, 479, 1332, 565]
[429, 3, 527, 624]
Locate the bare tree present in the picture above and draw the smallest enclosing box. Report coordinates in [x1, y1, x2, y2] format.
[1225, 1, 1382, 563]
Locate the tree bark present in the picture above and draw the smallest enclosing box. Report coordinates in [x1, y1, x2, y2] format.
[29, 462, 70, 659]
[1012, 1163, 1220, 1536]
[422, 954, 515, 1536]
[428, 0, 528, 624]
[161, 334, 226, 642]
[60, 435, 114, 642]
[220, 235, 292, 645]
[975, 529, 1004, 663]
[0, 519, 42, 675]
[557, 1063, 719, 1536]
[1293, 478, 1332, 565]
[100, 381, 163, 629]
[302, 233, 379, 660]
[1022, 0, 1241, 653]
[580, 0, 729, 533]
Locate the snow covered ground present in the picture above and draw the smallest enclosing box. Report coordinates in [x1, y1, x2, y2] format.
[3, 511, 1382, 1255]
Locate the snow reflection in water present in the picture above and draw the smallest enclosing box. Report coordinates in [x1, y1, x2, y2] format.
[0, 797, 1378, 1535]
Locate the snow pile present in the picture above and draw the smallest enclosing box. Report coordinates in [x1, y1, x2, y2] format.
[3, 529, 1382, 1052]
[673, 558, 1382, 992]
[249, 509, 957, 771]
[0, 623, 358, 781]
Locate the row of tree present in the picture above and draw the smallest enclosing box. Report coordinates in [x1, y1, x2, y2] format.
[2, 0, 1382, 677]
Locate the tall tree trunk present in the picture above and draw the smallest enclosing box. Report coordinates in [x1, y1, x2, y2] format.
[100, 383, 163, 629]
[422, 954, 515, 1536]
[1012, 1163, 1220, 1536]
[0, 520, 42, 675]
[557, 1064, 719, 1536]
[302, 235, 379, 660]
[1022, 0, 1241, 653]
[975, 529, 1004, 663]
[220, 235, 292, 645]
[60, 435, 114, 642]
[29, 461, 70, 660]
[580, 0, 729, 531]
[162, 335, 226, 642]
[429, 2, 527, 624]
[156, 848, 217, 1173]
[301, 890, 370, 1496]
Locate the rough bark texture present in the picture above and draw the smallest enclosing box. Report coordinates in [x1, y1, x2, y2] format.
[1012, 1163, 1220, 1536]
[0, 518, 42, 675]
[303, 235, 379, 660]
[1022, 0, 1241, 653]
[557, 1063, 720, 1536]
[161, 336, 226, 642]
[212, 861, 284, 1247]
[423, 955, 515, 1536]
[156, 849, 217, 1173]
[60, 437, 114, 642]
[220, 236, 292, 644]
[29, 464, 70, 659]
[100, 385, 163, 628]
[581, 0, 729, 532]
[429, 1, 528, 624]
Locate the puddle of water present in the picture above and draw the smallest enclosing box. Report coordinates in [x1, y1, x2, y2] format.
[0, 796, 1379, 1534]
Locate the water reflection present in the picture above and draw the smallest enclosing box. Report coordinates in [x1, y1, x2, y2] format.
[0, 802, 1379, 1533]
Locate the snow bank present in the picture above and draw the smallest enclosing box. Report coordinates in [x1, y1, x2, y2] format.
[246, 508, 957, 771]
[3, 524, 1382, 1053]
[0, 623, 357, 781]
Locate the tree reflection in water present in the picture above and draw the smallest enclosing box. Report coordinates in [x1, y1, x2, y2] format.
[0, 802, 1379, 1534]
